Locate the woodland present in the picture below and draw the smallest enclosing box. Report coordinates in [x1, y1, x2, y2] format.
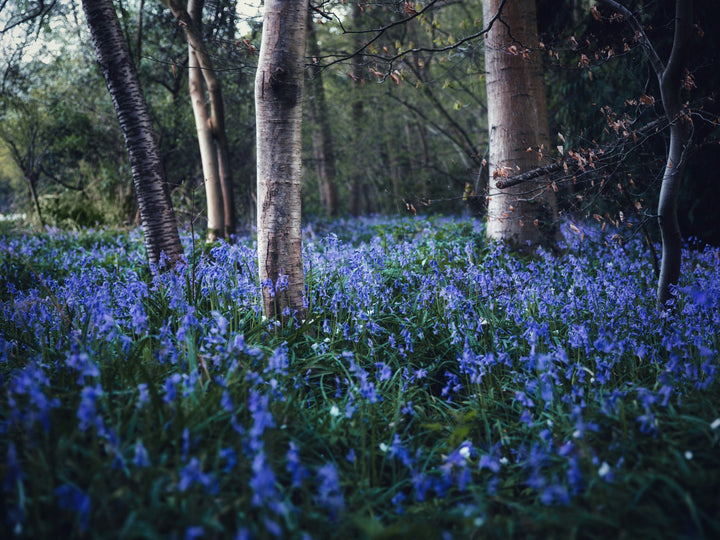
[1, 0, 720, 538]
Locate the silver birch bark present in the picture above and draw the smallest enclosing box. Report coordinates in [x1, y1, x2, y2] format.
[255, 0, 307, 320]
[166, 0, 237, 239]
[186, 0, 224, 242]
[82, 0, 183, 268]
[483, 0, 558, 247]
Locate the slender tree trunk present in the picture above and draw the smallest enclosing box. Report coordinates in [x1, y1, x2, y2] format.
[136, 0, 145, 65]
[188, 44, 224, 241]
[655, 2, 692, 309]
[255, 0, 307, 320]
[306, 11, 339, 217]
[186, 0, 224, 241]
[602, 0, 693, 310]
[167, 0, 237, 238]
[349, 2, 365, 217]
[482, 0, 558, 247]
[25, 173, 45, 228]
[82, 0, 183, 268]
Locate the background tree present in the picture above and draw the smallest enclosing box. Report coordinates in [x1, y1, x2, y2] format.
[255, 0, 307, 320]
[165, 0, 238, 240]
[306, 9, 339, 217]
[82, 0, 183, 267]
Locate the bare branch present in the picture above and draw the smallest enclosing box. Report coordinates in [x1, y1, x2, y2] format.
[601, 0, 664, 77]
[316, 0, 508, 69]
[495, 117, 669, 189]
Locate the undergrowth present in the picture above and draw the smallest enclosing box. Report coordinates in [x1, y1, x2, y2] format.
[1, 216, 719, 539]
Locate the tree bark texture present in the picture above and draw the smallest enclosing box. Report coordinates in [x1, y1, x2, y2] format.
[82, 0, 183, 268]
[306, 12, 339, 217]
[187, 0, 224, 241]
[255, 0, 307, 320]
[483, 0, 558, 247]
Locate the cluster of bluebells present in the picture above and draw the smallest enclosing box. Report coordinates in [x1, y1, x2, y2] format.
[1, 217, 719, 536]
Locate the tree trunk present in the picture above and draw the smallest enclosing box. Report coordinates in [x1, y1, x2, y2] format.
[186, 0, 224, 242]
[255, 0, 307, 320]
[25, 172, 45, 228]
[306, 12, 339, 217]
[655, 1, 692, 309]
[82, 0, 183, 268]
[188, 45, 224, 241]
[349, 2, 365, 217]
[167, 0, 237, 239]
[482, 0, 558, 248]
[602, 0, 693, 310]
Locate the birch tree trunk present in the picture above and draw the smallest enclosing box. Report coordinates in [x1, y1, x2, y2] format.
[166, 0, 237, 239]
[82, 0, 183, 268]
[255, 0, 307, 320]
[187, 0, 224, 242]
[306, 12, 339, 217]
[483, 0, 558, 247]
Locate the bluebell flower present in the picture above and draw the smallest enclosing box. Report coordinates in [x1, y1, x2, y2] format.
[136, 383, 150, 407]
[315, 463, 344, 518]
[77, 384, 104, 434]
[388, 434, 413, 468]
[219, 447, 237, 473]
[133, 441, 150, 467]
[221, 390, 234, 413]
[250, 451, 277, 506]
[178, 458, 217, 493]
[286, 442, 309, 488]
[375, 362, 392, 382]
[163, 373, 182, 403]
[391, 491, 406, 514]
[54, 483, 91, 532]
[186, 526, 204, 540]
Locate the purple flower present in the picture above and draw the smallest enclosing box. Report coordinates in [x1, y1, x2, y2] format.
[248, 390, 275, 449]
[186, 526, 204, 540]
[375, 362, 392, 382]
[286, 442, 309, 488]
[250, 451, 277, 506]
[136, 383, 150, 407]
[54, 483, 91, 532]
[178, 458, 217, 494]
[133, 441, 150, 467]
[315, 463, 344, 518]
[388, 434, 413, 468]
[219, 447, 237, 473]
[77, 384, 104, 433]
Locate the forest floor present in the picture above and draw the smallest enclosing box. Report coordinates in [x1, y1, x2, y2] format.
[1, 216, 719, 538]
